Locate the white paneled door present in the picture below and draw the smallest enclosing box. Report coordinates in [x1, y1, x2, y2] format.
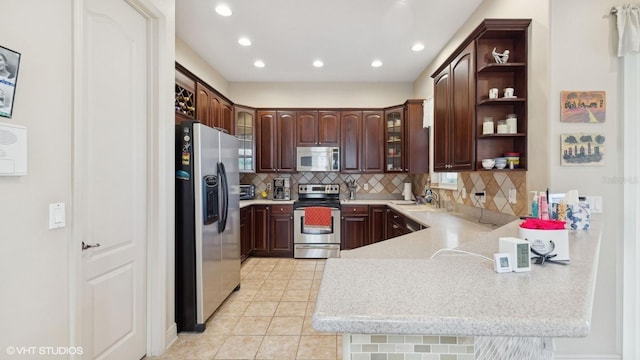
[77, 0, 148, 359]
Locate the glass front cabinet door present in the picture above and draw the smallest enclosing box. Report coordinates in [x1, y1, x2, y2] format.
[385, 107, 403, 172]
[235, 106, 255, 173]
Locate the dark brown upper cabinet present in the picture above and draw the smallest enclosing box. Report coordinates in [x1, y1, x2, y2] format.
[296, 110, 340, 146]
[432, 19, 530, 172]
[432, 42, 475, 172]
[256, 110, 296, 173]
[340, 110, 384, 174]
[384, 100, 429, 174]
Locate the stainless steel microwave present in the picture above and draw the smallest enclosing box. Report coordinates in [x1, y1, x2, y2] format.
[296, 146, 340, 172]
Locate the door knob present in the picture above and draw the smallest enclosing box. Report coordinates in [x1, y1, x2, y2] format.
[82, 241, 101, 250]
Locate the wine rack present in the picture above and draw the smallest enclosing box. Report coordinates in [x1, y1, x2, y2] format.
[175, 84, 195, 118]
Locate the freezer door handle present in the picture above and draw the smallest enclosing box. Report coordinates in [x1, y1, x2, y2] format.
[217, 162, 229, 233]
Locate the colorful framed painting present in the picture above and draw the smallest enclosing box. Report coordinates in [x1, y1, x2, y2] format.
[560, 91, 606, 123]
[561, 133, 605, 166]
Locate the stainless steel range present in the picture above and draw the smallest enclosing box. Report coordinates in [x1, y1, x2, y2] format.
[293, 183, 341, 258]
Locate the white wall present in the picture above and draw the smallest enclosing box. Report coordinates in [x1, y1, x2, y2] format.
[229, 82, 414, 108]
[0, 0, 176, 356]
[175, 39, 414, 108]
[0, 0, 73, 351]
[176, 36, 230, 96]
[549, 0, 621, 356]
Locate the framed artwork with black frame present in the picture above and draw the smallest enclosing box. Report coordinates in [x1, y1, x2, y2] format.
[0, 45, 21, 118]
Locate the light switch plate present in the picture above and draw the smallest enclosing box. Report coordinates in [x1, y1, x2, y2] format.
[586, 196, 603, 213]
[49, 203, 66, 229]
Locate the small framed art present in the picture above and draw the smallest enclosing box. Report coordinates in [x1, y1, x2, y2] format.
[561, 133, 605, 166]
[0, 45, 22, 118]
[560, 91, 606, 123]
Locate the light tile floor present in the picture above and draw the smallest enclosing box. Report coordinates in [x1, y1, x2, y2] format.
[147, 257, 342, 360]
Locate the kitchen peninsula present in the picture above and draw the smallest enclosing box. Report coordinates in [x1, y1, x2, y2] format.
[312, 205, 601, 360]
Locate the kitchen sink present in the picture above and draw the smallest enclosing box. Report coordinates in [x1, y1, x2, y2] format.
[391, 201, 441, 211]
[390, 200, 418, 205]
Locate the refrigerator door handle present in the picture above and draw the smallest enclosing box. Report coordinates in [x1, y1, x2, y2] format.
[217, 162, 229, 233]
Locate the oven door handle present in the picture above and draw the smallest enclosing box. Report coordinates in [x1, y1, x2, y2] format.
[296, 244, 339, 249]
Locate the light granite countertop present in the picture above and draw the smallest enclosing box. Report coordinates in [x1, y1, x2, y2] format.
[312, 213, 602, 337]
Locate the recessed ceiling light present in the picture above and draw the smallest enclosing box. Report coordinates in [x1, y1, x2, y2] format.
[214, 4, 232, 16]
[238, 37, 251, 46]
[371, 60, 383, 68]
[313, 60, 324, 68]
[411, 43, 425, 52]
[254, 60, 265, 68]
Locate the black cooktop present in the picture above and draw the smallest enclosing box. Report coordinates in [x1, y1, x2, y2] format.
[293, 198, 341, 209]
[294, 183, 341, 209]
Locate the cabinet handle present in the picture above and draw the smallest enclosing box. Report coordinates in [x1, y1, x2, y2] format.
[353, 208, 357, 212]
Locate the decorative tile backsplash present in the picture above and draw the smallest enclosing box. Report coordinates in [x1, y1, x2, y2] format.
[412, 172, 528, 217]
[241, 171, 527, 216]
[240, 172, 412, 200]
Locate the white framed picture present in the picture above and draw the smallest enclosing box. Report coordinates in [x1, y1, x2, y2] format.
[0, 45, 21, 119]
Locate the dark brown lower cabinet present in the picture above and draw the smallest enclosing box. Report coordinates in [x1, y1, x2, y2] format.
[252, 205, 269, 255]
[369, 205, 387, 243]
[251, 204, 293, 257]
[340, 205, 369, 250]
[386, 208, 423, 239]
[269, 205, 294, 257]
[386, 208, 408, 239]
[240, 206, 253, 261]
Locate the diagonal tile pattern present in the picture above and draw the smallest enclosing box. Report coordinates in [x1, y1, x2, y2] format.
[412, 171, 528, 216]
[241, 172, 411, 199]
[147, 258, 341, 360]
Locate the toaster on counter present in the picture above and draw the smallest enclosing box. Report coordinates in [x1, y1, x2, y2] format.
[239, 184, 255, 200]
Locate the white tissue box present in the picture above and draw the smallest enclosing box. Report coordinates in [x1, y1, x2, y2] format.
[519, 228, 570, 261]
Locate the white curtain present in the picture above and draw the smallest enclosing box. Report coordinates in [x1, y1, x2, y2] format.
[614, 4, 640, 56]
[622, 52, 640, 360]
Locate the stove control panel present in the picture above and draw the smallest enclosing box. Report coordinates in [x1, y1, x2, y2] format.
[298, 183, 340, 194]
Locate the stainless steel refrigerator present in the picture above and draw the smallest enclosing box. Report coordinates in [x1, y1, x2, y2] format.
[175, 120, 241, 332]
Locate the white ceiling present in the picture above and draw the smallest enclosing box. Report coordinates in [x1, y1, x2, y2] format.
[176, 0, 484, 83]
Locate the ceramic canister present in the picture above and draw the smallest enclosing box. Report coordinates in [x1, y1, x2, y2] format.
[567, 204, 591, 230]
[482, 117, 494, 135]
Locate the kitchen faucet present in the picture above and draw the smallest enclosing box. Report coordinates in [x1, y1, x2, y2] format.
[425, 188, 440, 208]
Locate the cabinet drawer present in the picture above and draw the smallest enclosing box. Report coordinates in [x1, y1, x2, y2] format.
[341, 205, 368, 216]
[387, 208, 404, 224]
[270, 204, 293, 214]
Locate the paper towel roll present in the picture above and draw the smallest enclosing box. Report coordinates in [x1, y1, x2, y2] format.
[403, 183, 412, 201]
